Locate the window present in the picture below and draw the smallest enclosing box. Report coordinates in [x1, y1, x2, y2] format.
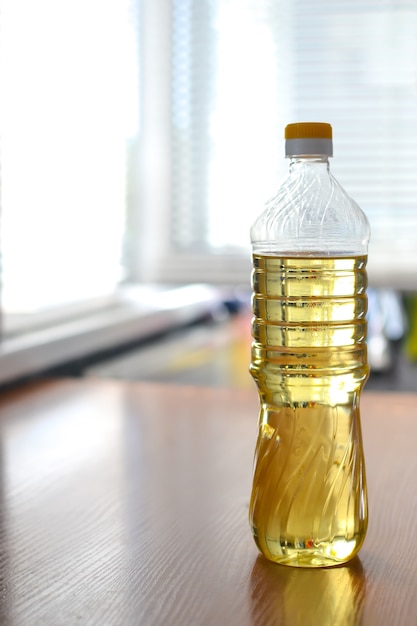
[3, 0, 417, 316]
[141, 0, 417, 289]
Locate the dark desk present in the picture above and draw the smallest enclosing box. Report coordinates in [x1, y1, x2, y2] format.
[0, 379, 416, 625]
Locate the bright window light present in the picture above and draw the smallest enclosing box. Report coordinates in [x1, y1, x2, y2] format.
[0, 0, 139, 313]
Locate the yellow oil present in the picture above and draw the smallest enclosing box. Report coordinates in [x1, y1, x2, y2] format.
[249, 254, 369, 567]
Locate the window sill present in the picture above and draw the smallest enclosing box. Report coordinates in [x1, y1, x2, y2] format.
[0, 284, 223, 386]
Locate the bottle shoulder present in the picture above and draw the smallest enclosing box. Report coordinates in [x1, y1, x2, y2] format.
[251, 168, 370, 256]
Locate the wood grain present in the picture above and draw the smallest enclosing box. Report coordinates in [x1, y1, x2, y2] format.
[0, 379, 416, 625]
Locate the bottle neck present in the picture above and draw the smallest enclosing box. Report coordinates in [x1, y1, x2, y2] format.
[288, 155, 330, 174]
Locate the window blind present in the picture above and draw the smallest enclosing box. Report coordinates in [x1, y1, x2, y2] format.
[171, 0, 218, 250]
[167, 0, 417, 287]
[290, 0, 417, 283]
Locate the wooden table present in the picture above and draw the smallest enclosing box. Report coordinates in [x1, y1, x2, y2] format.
[0, 379, 416, 625]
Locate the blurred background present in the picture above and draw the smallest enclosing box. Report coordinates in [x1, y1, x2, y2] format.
[1, 0, 417, 390]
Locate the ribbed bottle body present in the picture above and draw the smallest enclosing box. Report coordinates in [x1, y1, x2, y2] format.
[249, 254, 369, 567]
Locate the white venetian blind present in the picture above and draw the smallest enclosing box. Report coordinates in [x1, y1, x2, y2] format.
[168, 0, 417, 287]
[289, 0, 417, 284]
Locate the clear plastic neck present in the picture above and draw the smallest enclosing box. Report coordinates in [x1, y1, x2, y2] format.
[288, 155, 330, 173]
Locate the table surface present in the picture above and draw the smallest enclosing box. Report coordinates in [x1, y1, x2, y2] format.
[0, 379, 416, 625]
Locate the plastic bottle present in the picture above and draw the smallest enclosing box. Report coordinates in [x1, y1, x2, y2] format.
[248, 122, 370, 568]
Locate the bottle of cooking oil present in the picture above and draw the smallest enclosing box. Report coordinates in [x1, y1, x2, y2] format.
[249, 122, 370, 568]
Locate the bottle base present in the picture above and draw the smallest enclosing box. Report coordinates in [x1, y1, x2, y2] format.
[252, 532, 363, 568]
